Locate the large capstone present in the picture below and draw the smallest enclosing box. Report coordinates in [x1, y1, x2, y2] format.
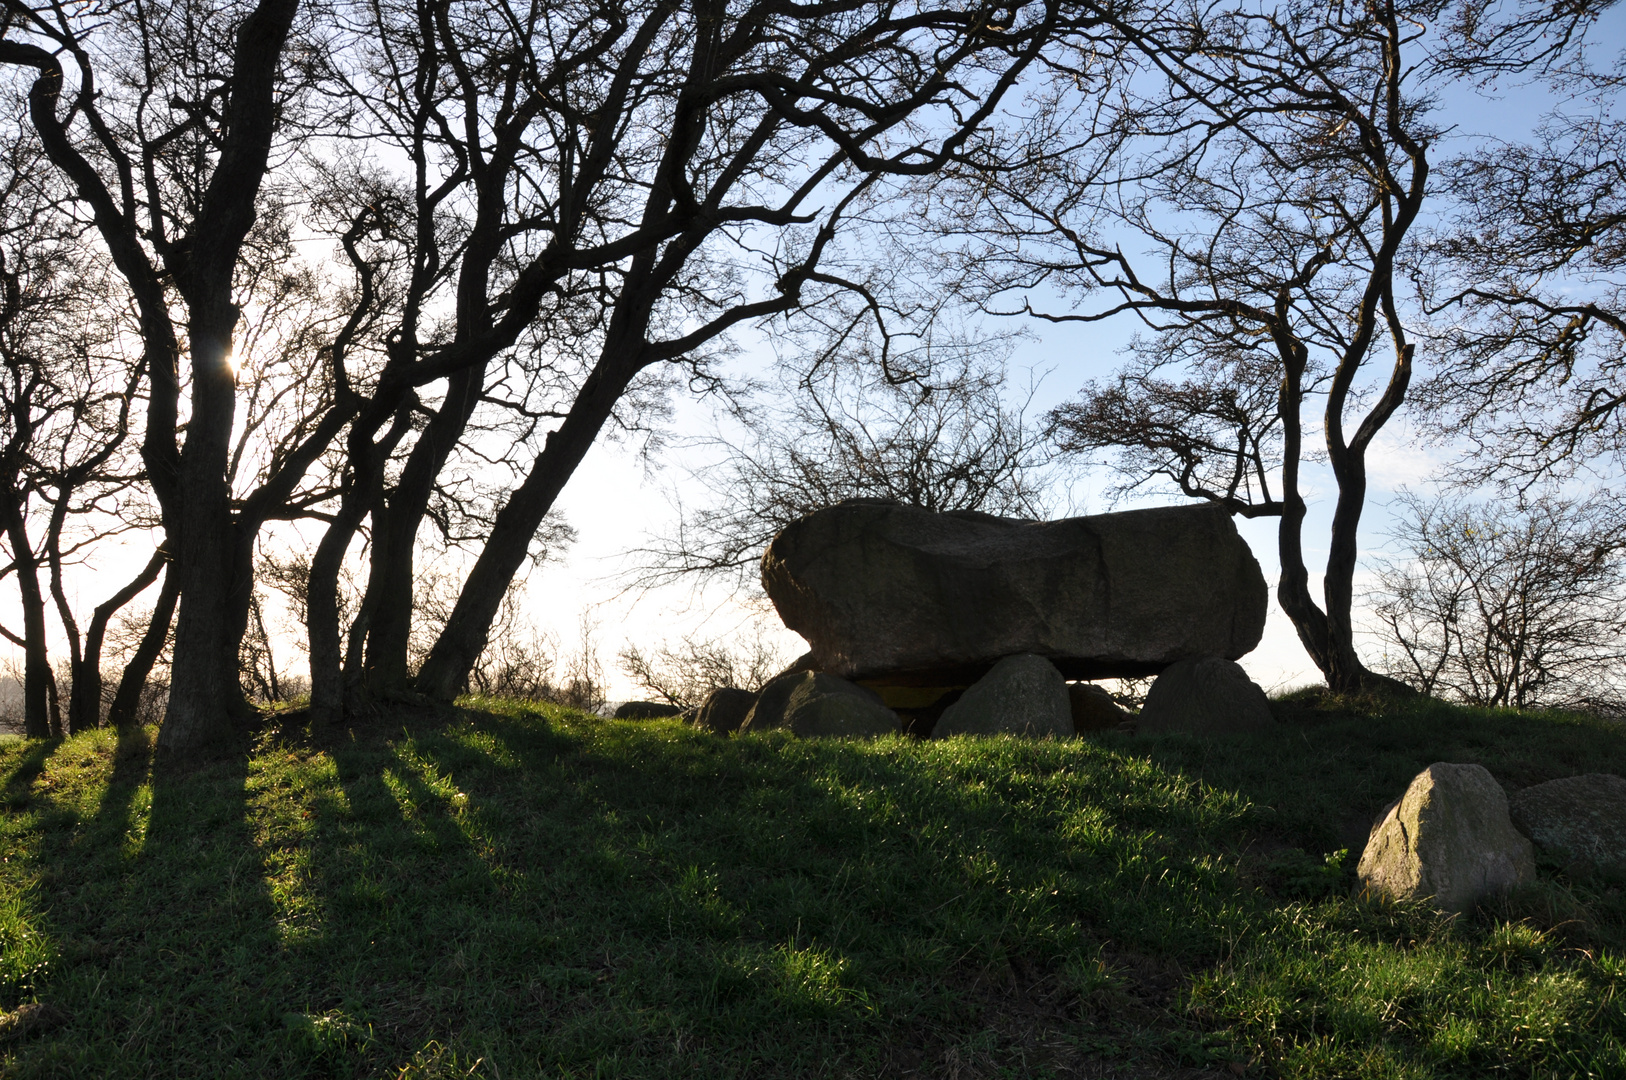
[761, 500, 1267, 683]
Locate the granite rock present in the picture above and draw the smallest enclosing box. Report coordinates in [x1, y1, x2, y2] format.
[762, 500, 1267, 684]
[1357, 762, 1535, 913]
[932, 654, 1073, 739]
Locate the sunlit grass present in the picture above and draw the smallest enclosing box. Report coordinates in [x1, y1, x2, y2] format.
[0, 694, 1623, 1076]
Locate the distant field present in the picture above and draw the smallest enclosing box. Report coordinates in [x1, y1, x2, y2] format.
[1, 694, 1623, 1078]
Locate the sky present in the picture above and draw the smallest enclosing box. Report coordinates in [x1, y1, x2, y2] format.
[527, 313, 1401, 703]
[522, 12, 1626, 704]
[6, 8, 1626, 713]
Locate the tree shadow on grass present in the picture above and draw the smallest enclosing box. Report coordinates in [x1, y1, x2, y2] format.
[273, 699, 1626, 1080]
[0, 737, 56, 813]
[229, 704, 576, 1074]
[18, 700, 1504, 1078]
[275, 704, 1251, 1078]
[1105, 698, 1626, 858]
[4, 725, 291, 1080]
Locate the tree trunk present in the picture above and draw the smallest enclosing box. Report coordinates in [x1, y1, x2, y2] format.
[362, 362, 488, 692]
[1322, 454, 1371, 694]
[157, 330, 241, 753]
[109, 561, 179, 729]
[216, 521, 266, 719]
[44, 668, 61, 738]
[307, 507, 361, 723]
[153, 0, 301, 752]
[67, 551, 166, 734]
[357, 499, 415, 691]
[46, 499, 87, 734]
[0, 488, 51, 738]
[306, 406, 413, 722]
[1271, 341, 1334, 677]
[416, 355, 639, 700]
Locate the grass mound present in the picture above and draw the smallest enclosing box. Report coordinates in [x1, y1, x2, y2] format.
[0, 695, 1623, 1077]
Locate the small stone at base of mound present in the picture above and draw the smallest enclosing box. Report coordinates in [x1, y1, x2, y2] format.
[693, 687, 758, 734]
[1136, 657, 1273, 735]
[1509, 773, 1626, 876]
[1069, 683, 1129, 732]
[1357, 762, 1535, 913]
[613, 700, 685, 720]
[932, 654, 1073, 738]
[742, 671, 897, 738]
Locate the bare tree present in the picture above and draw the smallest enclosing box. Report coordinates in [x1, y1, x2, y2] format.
[0, 130, 79, 738]
[1370, 488, 1626, 711]
[396, 0, 1071, 702]
[1047, 346, 1282, 518]
[0, 118, 167, 737]
[1422, 103, 1626, 483]
[634, 348, 1055, 593]
[619, 626, 785, 707]
[0, 0, 1083, 740]
[935, 0, 1457, 693]
[284, 0, 1055, 715]
[0, 0, 368, 752]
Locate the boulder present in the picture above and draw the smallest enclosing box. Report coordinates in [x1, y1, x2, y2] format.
[933, 654, 1073, 739]
[761, 500, 1267, 684]
[741, 671, 898, 738]
[1357, 763, 1535, 913]
[772, 652, 821, 680]
[613, 700, 685, 720]
[1069, 683, 1130, 732]
[692, 687, 758, 735]
[740, 670, 804, 733]
[1509, 773, 1626, 876]
[1136, 657, 1273, 736]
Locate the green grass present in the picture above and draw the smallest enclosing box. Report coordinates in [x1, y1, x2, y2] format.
[1, 694, 1624, 1077]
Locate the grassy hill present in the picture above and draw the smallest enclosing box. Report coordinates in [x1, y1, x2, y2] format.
[1, 694, 1623, 1078]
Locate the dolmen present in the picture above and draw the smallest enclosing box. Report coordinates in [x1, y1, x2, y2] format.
[706, 498, 1273, 739]
[763, 498, 1267, 685]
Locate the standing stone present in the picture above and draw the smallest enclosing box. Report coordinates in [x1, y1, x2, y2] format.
[741, 671, 897, 738]
[740, 670, 804, 733]
[933, 654, 1073, 739]
[1069, 683, 1130, 732]
[1509, 773, 1626, 876]
[1136, 657, 1274, 736]
[762, 500, 1268, 684]
[1357, 762, 1535, 913]
[693, 687, 758, 735]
